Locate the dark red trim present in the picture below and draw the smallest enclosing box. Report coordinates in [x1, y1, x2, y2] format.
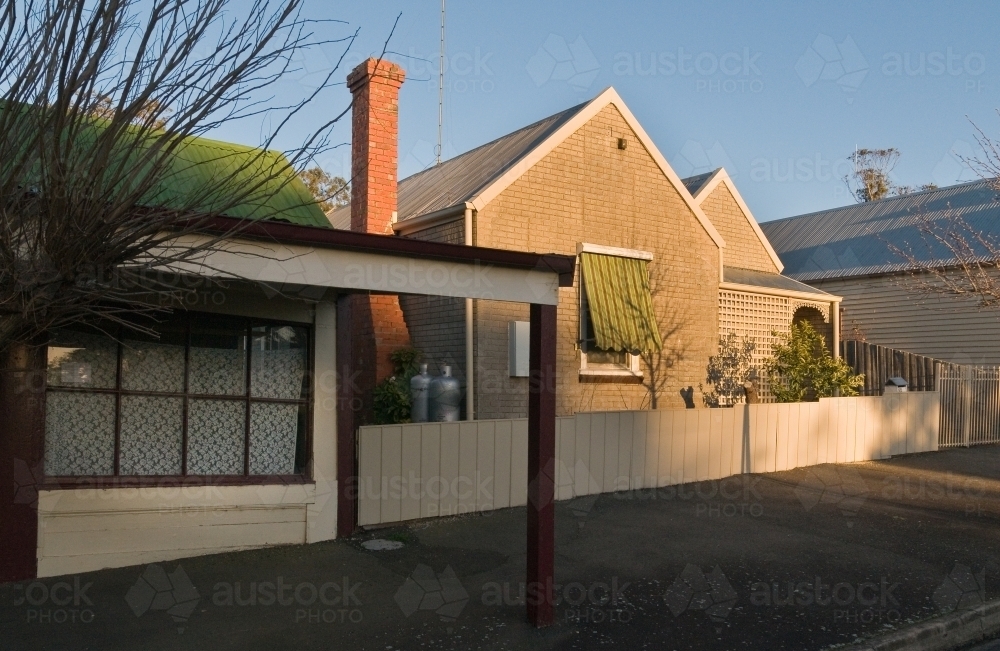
[190, 216, 577, 288]
[0, 341, 46, 582]
[336, 295, 359, 538]
[526, 303, 557, 627]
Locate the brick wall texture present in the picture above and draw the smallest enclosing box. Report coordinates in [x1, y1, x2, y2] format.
[398, 220, 468, 414]
[700, 182, 779, 273]
[399, 106, 793, 418]
[472, 104, 721, 417]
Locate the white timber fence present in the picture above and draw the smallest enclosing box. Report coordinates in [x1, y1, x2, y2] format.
[356, 393, 940, 527]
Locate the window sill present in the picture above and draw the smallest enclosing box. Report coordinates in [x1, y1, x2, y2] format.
[38, 475, 312, 490]
[579, 368, 643, 384]
[579, 367, 642, 377]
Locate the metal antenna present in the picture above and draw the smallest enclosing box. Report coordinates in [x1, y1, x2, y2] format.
[436, 0, 445, 166]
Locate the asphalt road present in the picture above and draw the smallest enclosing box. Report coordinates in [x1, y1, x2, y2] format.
[4, 445, 1000, 650]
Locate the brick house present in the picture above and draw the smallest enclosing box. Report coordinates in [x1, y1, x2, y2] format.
[332, 74, 838, 415]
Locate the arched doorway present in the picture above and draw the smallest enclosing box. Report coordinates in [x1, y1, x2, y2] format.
[792, 305, 833, 353]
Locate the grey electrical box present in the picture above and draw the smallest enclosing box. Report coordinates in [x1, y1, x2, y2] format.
[509, 321, 530, 377]
[884, 377, 908, 393]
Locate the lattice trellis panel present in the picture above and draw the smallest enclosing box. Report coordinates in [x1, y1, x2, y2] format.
[718, 290, 833, 402]
[719, 291, 790, 401]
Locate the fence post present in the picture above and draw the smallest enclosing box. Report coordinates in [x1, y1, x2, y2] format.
[962, 365, 973, 448]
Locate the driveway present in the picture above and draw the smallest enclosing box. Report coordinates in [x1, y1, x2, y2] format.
[3, 445, 1000, 650]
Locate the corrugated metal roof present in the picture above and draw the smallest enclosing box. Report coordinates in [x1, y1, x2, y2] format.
[681, 170, 717, 196]
[326, 204, 350, 230]
[146, 135, 329, 227]
[395, 102, 590, 221]
[760, 180, 1000, 281]
[723, 267, 831, 296]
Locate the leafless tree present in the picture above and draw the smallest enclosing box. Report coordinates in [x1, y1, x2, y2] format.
[638, 311, 687, 410]
[0, 0, 366, 349]
[636, 238, 688, 410]
[888, 117, 1000, 308]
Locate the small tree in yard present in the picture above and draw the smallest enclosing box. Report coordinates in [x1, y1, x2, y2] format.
[768, 322, 863, 402]
[701, 333, 757, 407]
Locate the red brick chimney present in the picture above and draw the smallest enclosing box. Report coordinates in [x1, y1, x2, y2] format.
[348, 58, 405, 235]
[347, 58, 412, 423]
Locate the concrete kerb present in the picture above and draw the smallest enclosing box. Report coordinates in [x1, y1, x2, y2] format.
[836, 598, 1000, 651]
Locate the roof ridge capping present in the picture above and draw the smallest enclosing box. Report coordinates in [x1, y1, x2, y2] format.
[765, 177, 997, 225]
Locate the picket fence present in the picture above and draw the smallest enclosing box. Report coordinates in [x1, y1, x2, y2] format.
[356, 392, 940, 527]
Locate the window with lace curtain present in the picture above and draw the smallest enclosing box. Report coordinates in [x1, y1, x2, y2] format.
[43, 313, 310, 481]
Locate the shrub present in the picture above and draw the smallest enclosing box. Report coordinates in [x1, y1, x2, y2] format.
[372, 347, 422, 425]
[702, 333, 758, 407]
[768, 322, 863, 402]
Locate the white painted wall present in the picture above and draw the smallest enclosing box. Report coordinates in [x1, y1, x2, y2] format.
[35, 291, 339, 578]
[357, 393, 940, 526]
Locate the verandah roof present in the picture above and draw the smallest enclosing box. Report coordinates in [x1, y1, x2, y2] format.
[3, 100, 329, 228]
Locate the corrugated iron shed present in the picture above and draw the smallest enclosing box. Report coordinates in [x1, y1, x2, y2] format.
[760, 180, 1000, 281]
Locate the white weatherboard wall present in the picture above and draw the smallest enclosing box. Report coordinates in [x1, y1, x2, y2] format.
[357, 393, 939, 526]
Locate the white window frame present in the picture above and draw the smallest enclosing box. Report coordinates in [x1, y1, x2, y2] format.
[577, 243, 652, 378]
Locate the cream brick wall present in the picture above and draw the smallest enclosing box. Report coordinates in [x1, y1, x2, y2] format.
[701, 183, 778, 274]
[398, 219, 468, 402]
[474, 104, 720, 417]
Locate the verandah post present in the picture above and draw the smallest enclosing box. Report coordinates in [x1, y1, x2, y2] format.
[526, 302, 556, 627]
[336, 294, 359, 538]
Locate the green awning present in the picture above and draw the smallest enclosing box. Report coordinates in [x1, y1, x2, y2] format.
[580, 252, 662, 353]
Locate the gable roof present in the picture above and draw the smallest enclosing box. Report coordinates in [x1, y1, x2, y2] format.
[395, 102, 589, 222]
[760, 179, 1000, 282]
[686, 168, 784, 273]
[680, 171, 715, 196]
[391, 87, 725, 262]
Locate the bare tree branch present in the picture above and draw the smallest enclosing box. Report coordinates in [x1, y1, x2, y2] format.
[0, 0, 362, 347]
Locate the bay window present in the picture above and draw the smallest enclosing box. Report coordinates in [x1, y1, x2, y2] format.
[44, 314, 310, 482]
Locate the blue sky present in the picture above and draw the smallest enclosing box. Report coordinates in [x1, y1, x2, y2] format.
[212, 0, 1000, 221]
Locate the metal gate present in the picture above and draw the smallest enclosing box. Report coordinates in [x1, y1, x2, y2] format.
[938, 365, 1000, 447]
